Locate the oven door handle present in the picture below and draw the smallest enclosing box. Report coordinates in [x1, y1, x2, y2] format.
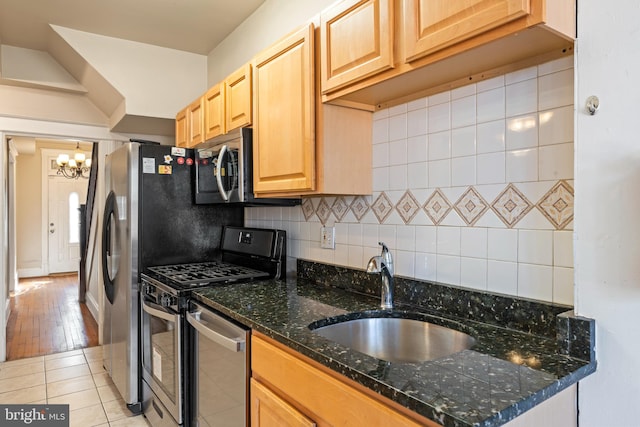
[142, 299, 177, 322]
[186, 311, 245, 353]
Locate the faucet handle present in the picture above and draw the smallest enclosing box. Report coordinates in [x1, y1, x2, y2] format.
[378, 241, 389, 254]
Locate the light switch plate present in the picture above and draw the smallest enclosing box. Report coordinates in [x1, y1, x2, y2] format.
[320, 226, 335, 249]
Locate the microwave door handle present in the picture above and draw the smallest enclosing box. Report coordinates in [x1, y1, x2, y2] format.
[215, 144, 231, 202]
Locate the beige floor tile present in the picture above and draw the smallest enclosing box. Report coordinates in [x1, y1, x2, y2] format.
[47, 375, 96, 398]
[45, 349, 84, 361]
[0, 356, 44, 367]
[48, 387, 101, 412]
[0, 359, 45, 380]
[45, 354, 87, 371]
[92, 372, 113, 388]
[88, 359, 106, 374]
[69, 403, 108, 427]
[102, 398, 138, 422]
[0, 384, 46, 404]
[46, 364, 91, 383]
[97, 382, 122, 403]
[109, 415, 151, 426]
[0, 371, 46, 393]
[83, 346, 103, 360]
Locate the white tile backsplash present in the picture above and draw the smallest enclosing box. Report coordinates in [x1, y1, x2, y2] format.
[477, 120, 505, 154]
[506, 115, 538, 150]
[539, 68, 574, 110]
[506, 78, 538, 117]
[248, 58, 575, 305]
[451, 126, 476, 157]
[428, 102, 451, 133]
[389, 114, 408, 140]
[539, 106, 574, 145]
[476, 87, 505, 123]
[452, 95, 476, 128]
[407, 108, 428, 137]
[539, 143, 574, 181]
[428, 131, 451, 160]
[477, 152, 505, 184]
[518, 263, 553, 301]
[506, 148, 538, 183]
[428, 159, 451, 188]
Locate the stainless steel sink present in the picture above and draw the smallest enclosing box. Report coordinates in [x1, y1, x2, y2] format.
[310, 316, 476, 363]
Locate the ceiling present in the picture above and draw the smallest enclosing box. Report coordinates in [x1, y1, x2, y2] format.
[0, 0, 265, 55]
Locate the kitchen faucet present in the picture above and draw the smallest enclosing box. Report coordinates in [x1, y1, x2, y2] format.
[366, 242, 394, 309]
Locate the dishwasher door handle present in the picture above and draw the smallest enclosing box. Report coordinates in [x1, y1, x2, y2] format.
[187, 311, 246, 353]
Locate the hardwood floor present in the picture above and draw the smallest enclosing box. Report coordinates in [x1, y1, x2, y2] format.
[6, 273, 99, 361]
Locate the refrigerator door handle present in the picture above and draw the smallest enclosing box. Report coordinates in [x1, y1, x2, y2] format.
[101, 190, 116, 304]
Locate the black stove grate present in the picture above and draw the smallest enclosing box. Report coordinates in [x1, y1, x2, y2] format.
[147, 261, 268, 285]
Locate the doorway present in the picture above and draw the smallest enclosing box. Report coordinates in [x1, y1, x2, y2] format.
[8, 137, 96, 360]
[42, 148, 89, 274]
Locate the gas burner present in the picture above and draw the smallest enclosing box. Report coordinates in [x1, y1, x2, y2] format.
[148, 261, 269, 285]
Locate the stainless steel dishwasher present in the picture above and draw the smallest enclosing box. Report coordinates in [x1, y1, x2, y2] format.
[186, 301, 250, 427]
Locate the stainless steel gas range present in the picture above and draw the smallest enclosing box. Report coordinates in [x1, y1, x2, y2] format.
[140, 226, 286, 427]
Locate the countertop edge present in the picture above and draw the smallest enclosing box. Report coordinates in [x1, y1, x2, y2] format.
[191, 286, 596, 427]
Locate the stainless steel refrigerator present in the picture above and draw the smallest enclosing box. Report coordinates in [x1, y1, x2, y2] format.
[101, 142, 243, 413]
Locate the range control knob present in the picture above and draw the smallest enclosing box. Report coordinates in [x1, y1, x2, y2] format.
[160, 294, 176, 308]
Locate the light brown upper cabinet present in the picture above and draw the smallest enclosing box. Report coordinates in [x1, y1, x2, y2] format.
[321, 0, 394, 94]
[176, 96, 205, 148]
[404, 0, 530, 62]
[188, 97, 205, 147]
[320, 0, 576, 108]
[252, 22, 373, 198]
[175, 107, 188, 148]
[252, 24, 316, 195]
[225, 63, 252, 132]
[204, 82, 225, 140]
[176, 63, 252, 147]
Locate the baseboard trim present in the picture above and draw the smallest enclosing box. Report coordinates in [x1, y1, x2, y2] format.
[18, 268, 46, 278]
[5, 298, 10, 327]
[85, 292, 99, 324]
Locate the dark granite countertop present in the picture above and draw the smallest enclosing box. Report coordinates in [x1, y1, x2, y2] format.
[192, 260, 596, 427]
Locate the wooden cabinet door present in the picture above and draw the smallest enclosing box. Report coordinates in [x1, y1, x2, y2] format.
[175, 107, 188, 147]
[403, 0, 530, 63]
[252, 24, 315, 194]
[321, 0, 394, 94]
[187, 96, 205, 147]
[204, 83, 225, 140]
[226, 63, 252, 132]
[250, 379, 316, 427]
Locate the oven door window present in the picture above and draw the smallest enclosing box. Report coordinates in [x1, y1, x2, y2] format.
[141, 300, 182, 411]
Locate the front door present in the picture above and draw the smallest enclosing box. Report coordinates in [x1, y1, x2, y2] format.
[47, 174, 88, 273]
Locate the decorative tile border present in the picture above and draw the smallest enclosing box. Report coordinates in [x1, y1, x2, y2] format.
[454, 187, 489, 226]
[424, 189, 452, 225]
[491, 183, 534, 228]
[301, 180, 574, 230]
[537, 180, 574, 229]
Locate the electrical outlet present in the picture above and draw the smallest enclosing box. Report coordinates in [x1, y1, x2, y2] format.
[320, 226, 335, 249]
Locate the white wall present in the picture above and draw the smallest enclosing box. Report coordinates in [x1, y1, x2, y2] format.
[52, 26, 207, 119]
[575, 1, 640, 426]
[206, 0, 335, 84]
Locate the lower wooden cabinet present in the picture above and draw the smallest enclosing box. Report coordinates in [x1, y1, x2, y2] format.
[251, 379, 316, 427]
[251, 333, 438, 427]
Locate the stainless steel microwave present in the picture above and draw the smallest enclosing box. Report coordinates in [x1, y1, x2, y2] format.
[194, 128, 300, 206]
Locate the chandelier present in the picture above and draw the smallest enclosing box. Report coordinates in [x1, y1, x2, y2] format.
[56, 143, 92, 179]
